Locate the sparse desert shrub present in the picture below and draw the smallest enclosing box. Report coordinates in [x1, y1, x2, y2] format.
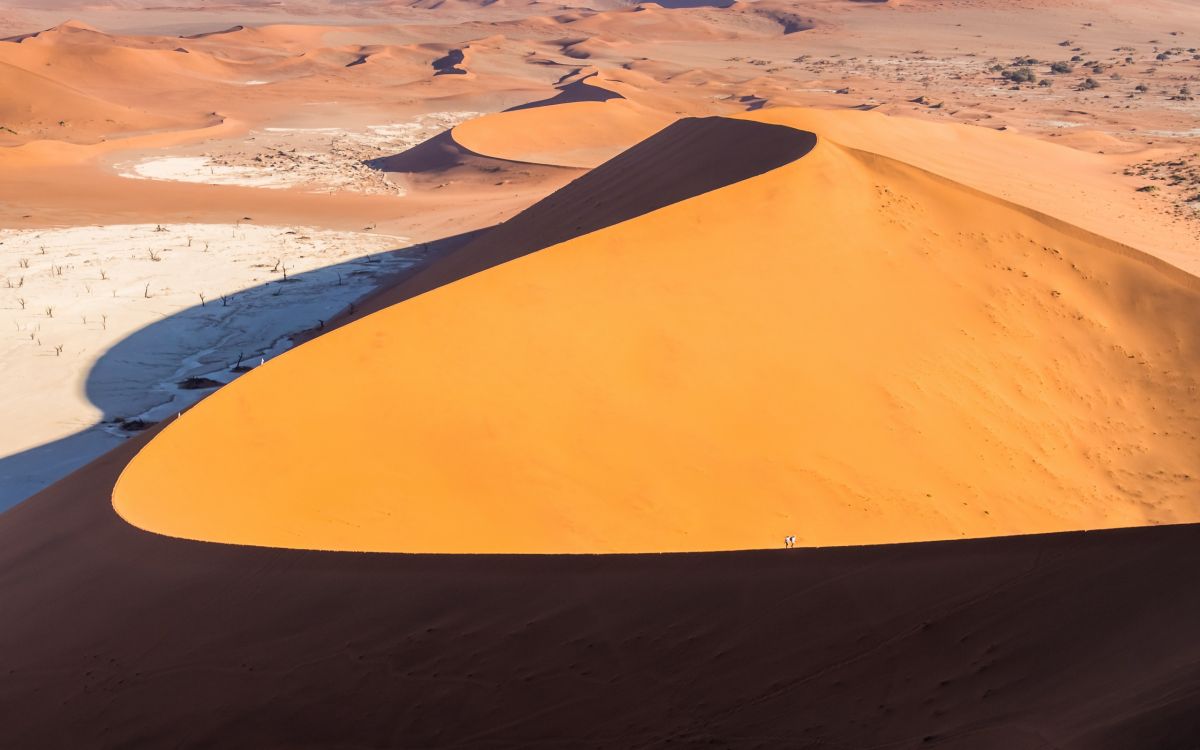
[1081, 78, 1100, 90]
[1137, 185, 1160, 193]
[178, 376, 222, 390]
[45, 305, 54, 317]
[1050, 61, 1073, 74]
[1039, 79, 1053, 87]
[1002, 67, 1037, 84]
[1135, 83, 1150, 92]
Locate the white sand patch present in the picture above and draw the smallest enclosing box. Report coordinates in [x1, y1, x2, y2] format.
[120, 156, 302, 189]
[1145, 128, 1200, 138]
[1035, 120, 1085, 129]
[115, 111, 482, 195]
[0, 222, 415, 510]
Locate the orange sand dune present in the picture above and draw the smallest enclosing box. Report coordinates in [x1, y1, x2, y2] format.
[114, 111, 1200, 554]
[10, 427, 1200, 748]
[743, 108, 1200, 274]
[452, 97, 675, 167]
[0, 59, 195, 143]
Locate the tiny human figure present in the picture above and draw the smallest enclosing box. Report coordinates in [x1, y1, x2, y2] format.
[784, 535, 796, 549]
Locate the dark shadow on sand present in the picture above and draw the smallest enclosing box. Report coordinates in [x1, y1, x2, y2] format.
[0, 230, 478, 512]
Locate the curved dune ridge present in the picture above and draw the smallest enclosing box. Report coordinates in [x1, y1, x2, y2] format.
[451, 95, 676, 168]
[113, 109, 1200, 554]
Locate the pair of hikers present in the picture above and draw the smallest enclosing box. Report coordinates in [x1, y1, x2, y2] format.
[784, 535, 797, 549]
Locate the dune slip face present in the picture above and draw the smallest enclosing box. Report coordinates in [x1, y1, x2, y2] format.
[4, 425, 1200, 749]
[112, 112, 1200, 555]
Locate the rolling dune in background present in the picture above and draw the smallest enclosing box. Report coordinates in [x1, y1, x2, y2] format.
[114, 112, 1200, 554]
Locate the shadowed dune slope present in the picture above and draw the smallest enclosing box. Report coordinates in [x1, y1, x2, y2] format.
[2, 433, 1200, 748]
[114, 112, 1200, 554]
[365, 116, 814, 314]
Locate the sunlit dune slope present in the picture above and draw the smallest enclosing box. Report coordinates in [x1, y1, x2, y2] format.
[365, 117, 814, 314]
[0, 60, 191, 143]
[742, 108, 1200, 275]
[114, 111, 1200, 554]
[452, 97, 676, 168]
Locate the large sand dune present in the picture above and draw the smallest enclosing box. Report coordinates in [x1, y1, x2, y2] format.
[113, 112, 1200, 553]
[2, 421, 1199, 749]
[3, 2, 1200, 745]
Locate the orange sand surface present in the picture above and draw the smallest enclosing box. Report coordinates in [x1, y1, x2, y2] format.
[453, 98, 676, 168]
[113, 110, 1200, 554]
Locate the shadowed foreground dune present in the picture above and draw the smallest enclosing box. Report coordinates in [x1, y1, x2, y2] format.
[114, 112, 1200, 554]
[3, 108, 1200, 749]
[3, 429, 1200, 749]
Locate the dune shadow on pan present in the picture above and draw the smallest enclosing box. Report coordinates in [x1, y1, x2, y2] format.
[0, 230, 479, 512]
[505, 77, 624, 112]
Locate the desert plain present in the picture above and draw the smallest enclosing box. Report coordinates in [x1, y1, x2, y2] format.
[1, 0, 1199, 747]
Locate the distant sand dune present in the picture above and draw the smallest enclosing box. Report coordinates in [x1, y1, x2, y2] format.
[451, 97, 676, 168]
